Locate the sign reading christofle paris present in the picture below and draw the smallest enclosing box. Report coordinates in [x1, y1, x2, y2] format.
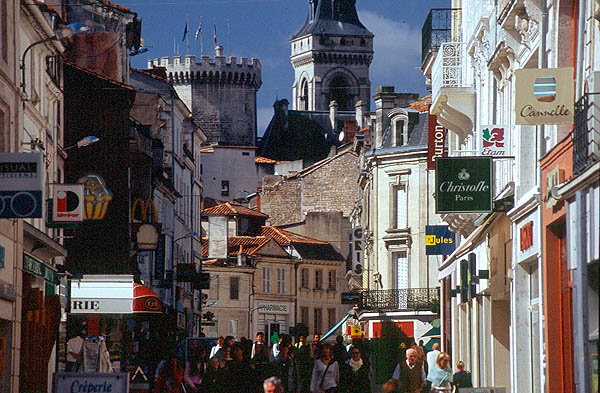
[435, 157, 493, 213]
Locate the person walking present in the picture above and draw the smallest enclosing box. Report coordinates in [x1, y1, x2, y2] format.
[332, 336, 347, 364]
[341, 347, 370, 393]
[311, 334, 323, 360]
[253, 332, 270, 359]
[272, 335, 285, 362]
[310, 343, 339, 393]
[227, 343, 253, 393]
[425, 343, 440, 377]
[264, 376, 285, 393]
[452, 361, 473, 389]
[391, 348, 425, 393]
[253, 340, 275, 393]
[153, 350, 184, 393]
[273, 345, 300, 393]
[295, 335, 313, 393]
[426, 352, 453, 392]
[184, 347, 208, 392]
[203, 358, 226, 393]
[210, 336, 225, 359]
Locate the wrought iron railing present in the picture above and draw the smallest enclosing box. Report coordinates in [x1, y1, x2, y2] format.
[431, 42, 469, 104]
[421, 8, 462, 62]
[359, 288, 440, 312]
[574, 93, 600, 175]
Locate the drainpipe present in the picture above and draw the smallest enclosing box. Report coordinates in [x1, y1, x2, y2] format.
[572, 2, 590, 392]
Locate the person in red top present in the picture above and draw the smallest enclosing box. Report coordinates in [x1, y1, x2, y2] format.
[154, 350, 184, 393]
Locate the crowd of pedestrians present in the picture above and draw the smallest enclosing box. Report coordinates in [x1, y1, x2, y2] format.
[152, 333, 472, 393]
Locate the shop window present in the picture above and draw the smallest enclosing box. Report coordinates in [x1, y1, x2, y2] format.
[328, 270, 336, 290]
[230, 277, 239, 300]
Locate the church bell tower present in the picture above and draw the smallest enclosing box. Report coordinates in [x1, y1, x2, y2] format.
[290, 0, 374, 112]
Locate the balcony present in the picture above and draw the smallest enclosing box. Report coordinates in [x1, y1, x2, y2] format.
[574, 92, 600, 175]
[421, 8, 462, 64]
[430, 42, 474, 144]
[359, 288, 440, 312]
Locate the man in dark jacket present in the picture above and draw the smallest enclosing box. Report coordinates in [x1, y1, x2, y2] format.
[391, 348, 425, 393]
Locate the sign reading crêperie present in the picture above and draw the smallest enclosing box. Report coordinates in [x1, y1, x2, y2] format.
[53, 372, 128, 393]
[435, 157, 493, 213]
[514, 67, 574, 125]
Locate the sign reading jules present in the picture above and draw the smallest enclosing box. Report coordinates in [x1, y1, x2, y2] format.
[425, 225, 456, 255]
[515, 67, 574, 125]
[435, 157, 493, 213]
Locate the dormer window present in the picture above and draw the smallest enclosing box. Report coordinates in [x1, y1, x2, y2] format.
[394, 120, 405, 146]
[389, 109, 409, 147]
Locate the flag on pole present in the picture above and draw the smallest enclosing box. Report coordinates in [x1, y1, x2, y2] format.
[195, 19, 202, 40]
[182, 21, 188, 42]
[213, 23, 217, 46]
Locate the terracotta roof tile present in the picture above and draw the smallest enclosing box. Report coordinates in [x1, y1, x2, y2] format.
[255, 157, 277, 164]
[202, 202, 267, 218]
[201, 236, 271, 257]
[261, 226, 328, 245]
[99, 0, 132, 13]
[408, 95, 432, 112]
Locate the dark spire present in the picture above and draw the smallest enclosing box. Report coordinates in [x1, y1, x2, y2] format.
[293, 0, 373, 39]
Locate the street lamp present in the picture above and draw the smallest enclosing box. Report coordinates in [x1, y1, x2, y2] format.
[21, 23, 89, 95]
[63, 136, 100, 152]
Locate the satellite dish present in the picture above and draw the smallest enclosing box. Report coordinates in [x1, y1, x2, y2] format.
[338, 131, 345, 142]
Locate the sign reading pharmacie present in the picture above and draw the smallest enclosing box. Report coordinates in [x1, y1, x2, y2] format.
[0, 153, 43, 218]
[514, 67, 574, 125]
[257, 302, 289, 314]
[435, 157, 493, 214]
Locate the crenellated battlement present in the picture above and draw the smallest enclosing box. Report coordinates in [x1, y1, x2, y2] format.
[147, 46, 262, 87]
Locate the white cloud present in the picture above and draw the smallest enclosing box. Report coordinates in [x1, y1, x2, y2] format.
[257, 106, 274, 137]
[358, 10, 427, 94]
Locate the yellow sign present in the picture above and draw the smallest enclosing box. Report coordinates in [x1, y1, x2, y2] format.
[350, 325, 362, 337]
[78, 174, 112, 220]
[131, 198, 158, 223]
[425, 235, 454, 246]
[514, 67, 574, 125]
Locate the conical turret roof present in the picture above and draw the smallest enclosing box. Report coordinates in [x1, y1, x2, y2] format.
[292, 0, 373, 39]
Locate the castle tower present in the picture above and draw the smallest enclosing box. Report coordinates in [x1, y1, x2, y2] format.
[148, 46, 262, 146]
[291, 0, 374, 112]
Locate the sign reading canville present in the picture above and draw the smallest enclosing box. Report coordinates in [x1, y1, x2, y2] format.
[427, 114, 447, 170]
[435, 157, 493, 213]
[514, 67, 574, 125]
[425, 225, 456, 255]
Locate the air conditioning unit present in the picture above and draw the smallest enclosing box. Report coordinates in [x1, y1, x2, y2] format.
[585, 72, 600, 160]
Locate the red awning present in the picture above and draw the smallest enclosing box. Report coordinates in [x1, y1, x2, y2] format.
[133, 283, 163, 313]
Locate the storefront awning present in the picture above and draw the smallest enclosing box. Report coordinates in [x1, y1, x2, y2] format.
[133, 283, 163, 314]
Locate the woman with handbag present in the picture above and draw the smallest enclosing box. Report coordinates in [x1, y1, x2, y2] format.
[310, 343, 339, 393]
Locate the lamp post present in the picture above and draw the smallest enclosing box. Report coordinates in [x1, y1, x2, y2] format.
[173, 231, 197, 336]
[63, 136, 100, 152]
[247, 304, 265, 339]
[21, 23, 89, 96]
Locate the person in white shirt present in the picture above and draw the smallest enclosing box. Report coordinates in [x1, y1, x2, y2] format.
[271, 335, 284, 361]
[426, 342, 441, 377]
[66, 333, 85, 371]
[210, 336, 225, 358]
[252, 332, 269, 359]
[310, 343, 339, 393]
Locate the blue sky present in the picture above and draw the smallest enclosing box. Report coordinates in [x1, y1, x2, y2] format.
[127, 0, 450, 134]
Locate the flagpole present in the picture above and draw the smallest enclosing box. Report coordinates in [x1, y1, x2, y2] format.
[186, 15, 190, 54]
[227, 19, 230, 57]
[200, 16, 204, 55]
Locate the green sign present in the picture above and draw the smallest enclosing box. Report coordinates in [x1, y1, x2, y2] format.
[435, 157, 493, 213]
[23, 253, 59, 284]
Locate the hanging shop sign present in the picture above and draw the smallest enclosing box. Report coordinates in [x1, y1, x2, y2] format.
[341, 292, 361, 304]
[479, 126, 510, 157]
[0, 153, 43, 218]
[70, 275, 134, 314]
[425, 225, 456, 255]
[78, 174, 112, 220]
[435, 157, 493, 213]
[516, 211, 540, 263]
[131, 199, 161, 250]
[53, 372, 129, 393]
[52, 184, 84, 222]
[351, 227, 364, 275]
[257, 302, 289, 314]
[514, 67, 574, 125]
[427, 114, 447, 170]
[23, 253, 59, 284]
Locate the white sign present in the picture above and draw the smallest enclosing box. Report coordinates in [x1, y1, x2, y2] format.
[479, 125, 511, 157]
[258, 302, 289, 314]
[70, 275, 134, 314]
[0, 153, 43, 218]
[53, 184, 84, 222]
[352, 227, 364, 275]
[53, 372, 129, 393]
[516, 210, 540, 263]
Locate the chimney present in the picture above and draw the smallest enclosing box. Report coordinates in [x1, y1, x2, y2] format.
[395, 93, 421, 108]
[208, 215, 228, 259]
[355, 100, 367, 129]
[215, 45, 224, 57]
[329, 100, 338, 130]
[373, 86, 397, 147]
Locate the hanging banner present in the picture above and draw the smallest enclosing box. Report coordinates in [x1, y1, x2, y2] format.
[435, 157, 493, 213]
[0, 153, 43, 218]
[480, 125, 511, 157]
[425, 225, 456, 255]
[52, 184, 84, 222]
[351, 227, 364, 275]
[514, 67, 574, 125]
[427, 114, 446, 170]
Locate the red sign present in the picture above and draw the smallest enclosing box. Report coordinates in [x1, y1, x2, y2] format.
[371, 321, 414, 338]
[427, 114, 446, 170]
[520, 221, 534, 252]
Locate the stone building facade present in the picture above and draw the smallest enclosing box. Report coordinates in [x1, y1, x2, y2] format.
[148, 46, 262, 146]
